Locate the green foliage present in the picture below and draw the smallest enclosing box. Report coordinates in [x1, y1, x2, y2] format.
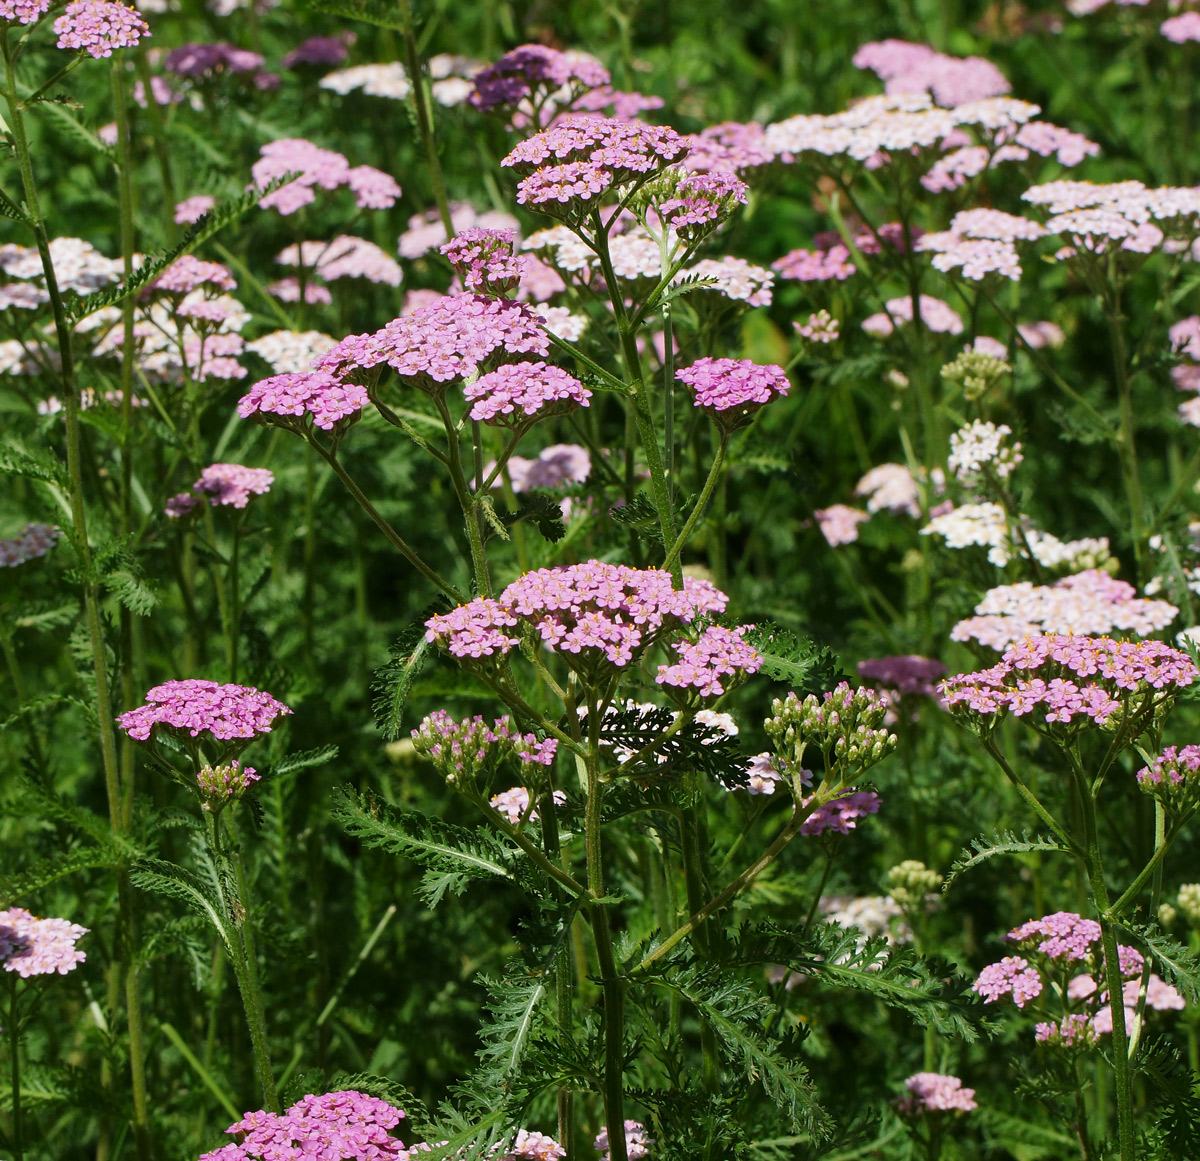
[372, 607, 446, 741]
[947, 830, 1074, 888]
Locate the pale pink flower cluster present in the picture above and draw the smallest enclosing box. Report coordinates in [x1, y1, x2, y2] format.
[895, 1072, 977, 1115]
[655, 625, 763, 698]
[503, 444, 591, 492]
[594, 1121, 653, 1161]
[440, 228, 528, 295]
[1, 522, 60, 567]
[117, 679, 292, 742]
[412, 710, 557, 786]
[973, 956, 1044, 1006]
[398, 203, 520, 260]
[855, 463, 924, 517]
[277, 237, 402, 288]
[54, 1, 148, 57]
[918, 209, 1044, 281]
[245, 330, 337, 374]
[268, 278, 332, 305]
[772, 244, 856, 282]
[315, 294, 549, 389]
[238, 371, 370, 431]
[681, 120, 773, 174]
[743, 752, 784, 794]
[853, 39, 1010, 107]
[814, 504, 869, 546]
[920, 502, 1109, 570]
[863, 294, 963, 336]
[250, 138, 400, 215]
[795, 310, 840, 343]
[679, 256, 774, 306]
[857, 655, 946, 698]
[192, 463, 274, 509]
[940, 634, 1197, 725]
[489, 787, 567, 826]
[1170, 316, 1200, 408]
[502, 114, 687, 207]
[463, 360, 591, 424]
[0, 0, 50, 24]
[197, 1090, 406, 1161]
[951, 570, 1178, 651]
[800, 788, 882, 836]
[1162, 12, 1200, 43]
[1018, 320, 1066, 349]
[1, 908, 87, 977]
[656, 170, 749, 233]
[0, 236, 121, 295]
[675, 357, 790, 422]
[152, 256, 237, 295]
[1137, 745, 1200, 811]
[948, 420, 1023, 482]
[424, 561, 728, 667]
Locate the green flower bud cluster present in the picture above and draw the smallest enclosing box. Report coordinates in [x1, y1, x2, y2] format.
[941, 349, 1010, 401]
[886, 860, 942, 908]
[1177, 883, 1200, 925]
[765, 681, 897, 782]
[196, 760, 260, 808]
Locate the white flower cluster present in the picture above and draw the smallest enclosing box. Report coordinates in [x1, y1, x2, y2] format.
[948, 420, 1024, 483]
[245, 330, 337, 374]
[921, 502, 1110, 569]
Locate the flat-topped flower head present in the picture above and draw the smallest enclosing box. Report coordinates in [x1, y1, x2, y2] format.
[974, 955, 1043, 1006]
[1, 907, 87, 978]
[858, 654, 946, 698]
[652, 169, 748, 238]
[412, 710, 557, 786]
[470, 44, 610, 118]
[594, 1121, 653, 1161]
[941, 633, 1197, 733]
[800, 788, 882, 835]
[1008, 911, 1102, 963]
[54, 1, 148, 57]
[250, 138, 400, 216]
[441, 228, 528, 296]
[675, 357, 790, 430]
[196, 1089, 406, 1161]
[655, 624, 762, 699]
[854, 39, 1010, 107]
[237, 370, 369, 433]
[1137, 744, 1200, 813]
[425, 562, 728, 679]
[193, 463, 273, 508]
[1, 0, 51, 25]
[1, 522, 59, 567]
[489, 787, 567, 826]
[948, 420, 1023, 483]
[464, 360, 591, 424]
[315, 293, 549, 394]
[117, 679, 291, 751]
[152, 256, 236, 296]
[895, 1072, 977, 1116]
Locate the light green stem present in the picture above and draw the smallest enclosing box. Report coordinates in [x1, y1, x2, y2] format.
[663, 435, 728, 572]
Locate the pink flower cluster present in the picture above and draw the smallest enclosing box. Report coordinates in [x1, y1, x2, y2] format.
[470, 43, 610, 114]
[675, 357, 790, 425]
[895, 1072, 977, 1115]
[1, 0, 50, 24]
[1162, 12, 1200, 43]
[594, 1121, 653, 1161]
[1137, 745, 1200, 811]
[773, 245, 856, 282]
[940, 634, 1197, 726]
[1, 521, 60, 567]
[315, 294, 549, 390]
[165, 41, 268, 80]
[1, 908, 87, 977]
[398, 202, 520, 260]
[54, 1, 148, 58]
[656, 170, 749, 234]
[238, 370, 370, 431]
[197, 1090, 406, 1161]
[504, 444, 591, 492]
[862, 295, 963, 336]
[489, 787, 567, 826]
[918, 209, 1044, 281]
[853, 39, 1010, 108]
[277, 237, 402, 288]
[857, 655, 946, 698]
[463, 360, 591, 424]
[973, 956, 1044, 1007]
[800, 788, 882, 836]
[795, 310, 840, 344]
[152, 256, 237, 296]
[814, 504, 869, 546]
[951, 570, 1178, 651]
[440, 228, 528, 296]
[411, 710, 557, 786]
[502, 115, 688, 208]
[655, 625, 762, 698]
[117, 679, 291, 742]
[681, 120, 773, 174]
[250, 138, 400, 216]
[680, 256, 773, 306]
[425, 562, 727, 669]
[188, 463, 274, 509]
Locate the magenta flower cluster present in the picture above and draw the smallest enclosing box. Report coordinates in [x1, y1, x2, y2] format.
[655, 624, 762, 698]
[941, 634, 1198, 727]
[440, 228, 528, 296]
[0, 0, 50, 25]
[116, 679, 291, 742]
[1137, 745, 1200, 811]
[656, 170, 749, 234]
[250, 138, 400, 216]
[857, 655, 946, 698]
[895, 1072, 977, 1116]
[1, 907, 87, 978]
[800, 788, 882, 836]
[470, 43, 610, 113]
[464, 360, 592, 424]
[502, 115, 688, 208]
[189, 463, 274, 509]
[675, 357, 790, 425]
[0, 521, 60, 567]
[152, 256, 237, 296]
[425, 561, 728, 669]
[973, 956, 1044, 1007]
[197, 1090, 406, 1161]
[54, 1, 148, 58]
[237, 370, 370, 431]
[315, 293, 549, 390]
[411, 710, 557, 786]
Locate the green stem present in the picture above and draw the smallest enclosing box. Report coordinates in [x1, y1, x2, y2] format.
[8, 979, 21, 1161]
[663, 434, 728, 572]
[432, 395, 492, 597]
[1107, 294, 1147, 582]
[981, 738, 1079, 853]
[401, 0, 453, 240]
[229, 521, 240, 682]
[679, 799, 721, 1090]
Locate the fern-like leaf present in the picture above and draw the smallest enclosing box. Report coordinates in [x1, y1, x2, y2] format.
[1125, 923, 1200, 1004]
[740, 624, 844, 693]
[372, 606, 447, 741]
[947, 830, 1072, 888]
[130, 855, 236, 954]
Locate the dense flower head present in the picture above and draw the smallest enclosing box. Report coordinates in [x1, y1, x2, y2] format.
[470, 44, 610, 114]
[952, 570, 1178, 651]
[679, 256, 773, 306]
[974, 955, 1044, 1006]
[855, 463, 927, 517]
[940, 634, 1197, 728]
[814, 504, 869, 546]
[921, 502, 1110, 570]
[1137, 745, 1200, 812]
[862, 294, 963, 336]
[0, 0, 50, 24]
[152, 256, 237, 296]
[277, 237, 402, 288]
[412, 711, 557, 786]
[654, 170, 749, 235]
[675, 357, 789, 427]
[489, 787, 567, 826]
[857, 655, 946, 698]
[766, 682, 898, 780]
[503, 444, 591, 492]
[594, 1121, 653, 1161]
[281, 34, 351, 69]
[440, 228, 528, 295]
[399, 203, 520, 259]
[1, 908, 87, 977]
[1008, 912, 1103, 963]
[246, 329, 337, 374]
[853, 39, 1010, 107]
[795, 309, 840, 344]
[1163, 12, 1200, 43]
[250, 138, 400, 215]
[238, 370, 370, 431]
[655, 625, 762, 698]
[463, 360, 591, 424]
[117, 679, 291, 743]
[773, 245, 856, 281]
[197, 1090, 405, 1161]
[800, 788, 882, 835]
[1036, 1013, 1100, 1048]
[54, 1, 148, 57]
[948, 420, 1024, 482]
[195, 760, 259, 802]
[192, 463, 274, 509]
[681, 120, 774, 173]
[315, 294, 549, 390]
[425, 562, 727, 672]
[320, 61, 411, 100]
[742, 752, 785, 794]
[1, 522, 60, 567]
[895, 1072, 978, 1116]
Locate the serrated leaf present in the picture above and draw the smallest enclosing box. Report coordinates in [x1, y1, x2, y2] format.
[477, 494, 510, 541]
[0, 842, 122, 903]
[1125, 923, 1200, 1004]
[946, 830, 1072, 887]
[740, 624, 844, 693]
[501, 492, 566, 544]
[130, 851, 237, 954]
[0, 186, 30, 224]
[0, 440, 69, 489]
[372, 606, 446, 741]
[308, 0, 409, 29]
[609, 493, 665, 545]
